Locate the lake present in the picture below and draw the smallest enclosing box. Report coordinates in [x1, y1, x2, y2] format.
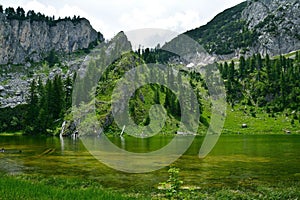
[1, 134, 300, 192]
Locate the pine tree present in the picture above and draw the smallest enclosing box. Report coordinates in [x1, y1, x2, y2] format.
[45, 79, 54, 123]
[218, 63, 223, 76]
[65, 76, 73, 110]
[154, 87, 160, 104]
[250, 55, 256, 73]
[26, 80, 39, 133]
[46, 49, 59, 67]
[164, 89, 170, 109]
[296, 51, 299, 62]
[265, 54, 271, 80]
[170, 93, 177, 115]
[52, 75, 65, 120]
[239, 56, 246, 79]
[228, 61, 235, 81]
[223, 62, 228, 79]
[175, 99, 181, 117]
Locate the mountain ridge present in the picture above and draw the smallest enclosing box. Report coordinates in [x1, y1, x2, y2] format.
[0, 7, 104, 65]
[184, 0, 300, 60]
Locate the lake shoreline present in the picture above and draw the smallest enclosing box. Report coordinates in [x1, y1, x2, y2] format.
[1, 131, 300, 136]
[1, 134, 300, 199]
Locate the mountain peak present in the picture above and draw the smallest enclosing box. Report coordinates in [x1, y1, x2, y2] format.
[185, 0, 300, 59]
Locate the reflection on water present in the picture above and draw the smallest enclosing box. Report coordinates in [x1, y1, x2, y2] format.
[0, 134, 300, 190]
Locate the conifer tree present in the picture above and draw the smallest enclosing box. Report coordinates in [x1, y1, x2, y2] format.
[239, 56, 246, 79]
[26, 80, 39, 133]
[154, 87, 160, 104]
[65, 76, 73, 110]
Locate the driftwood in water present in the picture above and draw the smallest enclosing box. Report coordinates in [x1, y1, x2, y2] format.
[38, 148, 56, 157]
[0, 148, 22, 154]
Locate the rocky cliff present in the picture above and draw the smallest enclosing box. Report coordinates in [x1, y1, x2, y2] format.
[185, 0, 300, 59]
[242, 0, 300, 56]
[0, 13, 103, 64]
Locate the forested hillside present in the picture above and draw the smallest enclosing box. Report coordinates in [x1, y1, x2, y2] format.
[185, 0, 300, 58]
[219, 52, 300, 116]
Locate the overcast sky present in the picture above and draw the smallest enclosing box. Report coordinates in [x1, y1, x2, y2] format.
[0, 0, 245, 40]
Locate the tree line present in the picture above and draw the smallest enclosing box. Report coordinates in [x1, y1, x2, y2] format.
[0, 74, 73, 134]
[0, 5, 82, 25]
[25, 74, 73, 134]
[219, 51, 300, 115]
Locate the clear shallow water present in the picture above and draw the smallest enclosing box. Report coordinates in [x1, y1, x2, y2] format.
[0, 134, 300, 191]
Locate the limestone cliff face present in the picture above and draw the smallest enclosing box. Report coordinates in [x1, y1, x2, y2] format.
[0, 13, 103, 64]
[242, 0, 300, 55]
[185, 0, 300, 59]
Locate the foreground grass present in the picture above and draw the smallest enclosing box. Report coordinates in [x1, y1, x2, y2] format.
[154, 178, 300, 199]
[154, 187, 300, 200]
[0, 175, 137, 200]
[2, 174, 299, 200]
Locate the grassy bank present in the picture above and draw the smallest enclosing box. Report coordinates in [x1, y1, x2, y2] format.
[1, 173, 299, 200]
[154, 185, 300, 199]
[0, 175, 138, 200]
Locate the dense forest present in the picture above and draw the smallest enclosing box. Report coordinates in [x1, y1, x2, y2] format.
[219, 52, 300, 115]
[185, 1, 257, 55]
[0, 74, 74, 134]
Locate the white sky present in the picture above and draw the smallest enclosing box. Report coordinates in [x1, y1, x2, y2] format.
[0, 0, 245, 40]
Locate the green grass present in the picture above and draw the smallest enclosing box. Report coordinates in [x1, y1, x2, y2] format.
[0, 175, 137, 200]
[154, 176, 300, 199]
[0, 131, 23, 136]
[272, 50, 299, 59]
[2, 173, 299, 200]
[218, 49, 300, 65]
[223, 105, 300, 135]
[154, 186, 300, 199]
[154, 168, 300, 199]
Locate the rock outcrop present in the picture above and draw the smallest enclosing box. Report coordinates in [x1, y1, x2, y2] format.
[185, 0, 300, 59]
[0, 13, 103, 64]
[241, 0, 300, 56]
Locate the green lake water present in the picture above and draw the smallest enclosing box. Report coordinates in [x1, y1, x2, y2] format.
[0, 134, 300, 191]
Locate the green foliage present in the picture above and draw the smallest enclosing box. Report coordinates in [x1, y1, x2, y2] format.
[135, 47, 178, 64]
[92, 51, 205, 134]
[24, 75, 73, 135]
[219, 51, 300, 112]
[0, 104, 28, 132]
[185, 2, 257, 55]
[45, 49, 59, 67]
[0, 175, 136, 200]
[159, 167, 183, 199]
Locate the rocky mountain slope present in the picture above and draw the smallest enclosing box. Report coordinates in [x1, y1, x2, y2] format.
[185, 0, 300, 59]
[0, 12, 103, 64]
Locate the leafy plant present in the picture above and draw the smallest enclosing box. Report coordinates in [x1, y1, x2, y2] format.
[159, 167, 183, 199]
